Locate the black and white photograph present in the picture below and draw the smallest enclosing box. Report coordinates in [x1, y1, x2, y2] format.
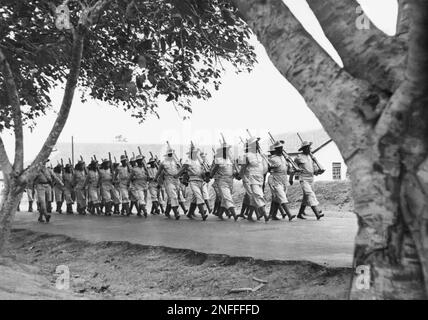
[0, 0, 427, 307]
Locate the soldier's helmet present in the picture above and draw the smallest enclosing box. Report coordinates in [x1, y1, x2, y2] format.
[298, 141, 312, 151]
[136, 154, 143, 161]
[120, 155, 127, 162]
[130, 157, 136, 162]
[269, 140, 284, 152]
[147, 157, 156, 164]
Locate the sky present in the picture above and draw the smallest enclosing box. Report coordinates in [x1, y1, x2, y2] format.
[1, 0, 398, 162]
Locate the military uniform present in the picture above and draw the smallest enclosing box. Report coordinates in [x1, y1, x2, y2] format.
[34, 164, 62, 222]
[63, 168, 74, 214]
[212, 148, 237, 220]
[99, 166, 120, 215]
[86, 169, 101, 211]
[294, 141, 324, 220]
[129, 160, 149, 217]
[73, 167, 87, 214]
[116, 162, 131, 214]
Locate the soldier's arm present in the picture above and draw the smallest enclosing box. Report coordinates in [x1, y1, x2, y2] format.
[210, 163, 219, 178]
[154, 164, 164, 181]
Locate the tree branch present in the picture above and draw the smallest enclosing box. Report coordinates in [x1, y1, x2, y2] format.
[19, 31, 86, 185]
[230, 0, 382, 160]
[307, 0, 408, 93]
[0, 135, 12, 179]
[0, 48, 24, 173]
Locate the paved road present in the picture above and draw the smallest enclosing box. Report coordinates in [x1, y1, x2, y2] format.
[13, 211, 357, 268]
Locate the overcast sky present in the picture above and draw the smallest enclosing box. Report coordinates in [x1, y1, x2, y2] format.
[1, 0, 398, 162]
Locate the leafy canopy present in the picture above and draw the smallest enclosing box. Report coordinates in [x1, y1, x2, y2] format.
[0, 0, 257, 130]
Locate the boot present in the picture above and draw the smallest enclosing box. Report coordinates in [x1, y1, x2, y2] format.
[256, 207, 263, 221]
[136, 203, 142, 217]
[100, 202, 105, 213]
[113, 203, 120, 215]
[172, 206, 180, 220]
[95, 203, 102, 215]
[38, 212, 44, 223]
[122, 203, 129, 216]
[212, 199, 221, 216]
[269, 202, 280, 220]
[80, 206, 87, 215]
[259, 206, 269, 222]
[186, 203, 197, 219]
[141, 204, 148, 218]
[217, 207, 226, 220]
[238, 202, 248, 219]
[247, 206, 255, 222]
[37, 202, 40, 212]
[198, 203, 208, 221]
[204, 200, 212, 214]
[297, 204, 306, 220]
[88, 202, 94, 214]
[28, 201, 33, 212]
[47, 202, 52, 213]
[179, 201, 187, 215]
[164, 204, 171, 218]
[311, 206, 324, 220]
[152, 201, 160, 214]
[228, 207, 238, 221]
[66, 203, 74, 214]
[281, 203, 296, 221]
[129, 201, 136, 215]
[105, 202, 113, 216]
[159, 202, 165, 214]
[150, 202, 155, 215]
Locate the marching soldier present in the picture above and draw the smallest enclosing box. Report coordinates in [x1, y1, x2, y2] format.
[199, 152, 212, 213]
[98, 158, 120, 216]
[73, 160, 87, 215]
[147, 157, 160, 215]
[154, 147, 181, 220]
[33, 159, 63, 223]
[129, 155, 149, 217]
[239, 137, 269, 222]
[52, 164, 64, 214]
[63, 163, 74, 214]
[115, 155, 131, 215]
[128, 157, 138, 214]
[294, 141, 324, 220]
[267, 141, 296, 221]
[85, 160, 102, 215]
[177, 146, 208, 221]
[210, 144, 238, 220]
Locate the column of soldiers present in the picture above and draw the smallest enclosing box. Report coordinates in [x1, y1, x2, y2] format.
[23, 135, 325, 224]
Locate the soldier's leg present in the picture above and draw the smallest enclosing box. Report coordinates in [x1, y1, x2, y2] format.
[148, 183, 159, 215]
[190, 181, 207, 220]
[101, 184, 113, 215]
[251, 183, 269, 222]
[164, 180, 178, 218]
[119, 184, 130, 216]
[303, 180, 323, 220]
[36, 185, 47, 222]
[201, 182, 212, 213]
[45, 185, 53, 214]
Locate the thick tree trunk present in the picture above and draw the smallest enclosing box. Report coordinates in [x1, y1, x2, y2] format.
[231, 0, 428, 299]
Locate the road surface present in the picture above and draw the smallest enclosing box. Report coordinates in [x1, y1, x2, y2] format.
[13, 211, 357, 268]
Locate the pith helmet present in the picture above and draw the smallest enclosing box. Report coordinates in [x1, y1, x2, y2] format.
[298, 141, 313, 151]
[269, 140, 284, 152]
[120, 155, 127, 161]
[136, 154, 143, 161]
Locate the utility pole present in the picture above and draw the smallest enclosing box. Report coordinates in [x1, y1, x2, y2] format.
[71, 135, 74, 166]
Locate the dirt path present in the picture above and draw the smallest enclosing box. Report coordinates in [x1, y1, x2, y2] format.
[3, 229, 352, 300]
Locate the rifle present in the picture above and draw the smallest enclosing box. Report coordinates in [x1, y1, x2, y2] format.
[297, 132, 325, 175]
[124, 150, 132, 172]
[166, 141, 182, 168]
[149, 151, 159, 169]
[138, 146, 153, 179]
[268, 132, 301, 173]
[246, 129, 271, 166]
[108, 152, 113, 174]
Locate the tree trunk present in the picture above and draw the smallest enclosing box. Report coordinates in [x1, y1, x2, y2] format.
[231, 0, 428, 299]
[0, 180, 22, 256]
